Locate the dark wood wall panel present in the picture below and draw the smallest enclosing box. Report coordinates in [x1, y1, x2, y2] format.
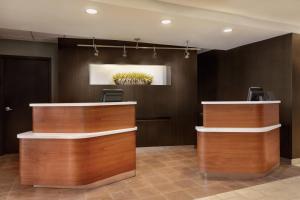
[217, 34, 292, 158]
[197, 51, 220, 126]
[137, 118, 173, 146]
[57, 38, 198, 146]
[292, 34, 300, 158]
[198, 34, 293, 158]
[0, 58, 3, 155]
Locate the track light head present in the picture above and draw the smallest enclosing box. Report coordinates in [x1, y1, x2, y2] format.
[92, 37, 99, 56]
[184, 40, 190, 59]
[184, 50, 190, 59]
[94, 45, 99, 56]
[94, 49, 99, 56]
[153, 46, 157, 59]
[134, 38, 140, 49]
[123, 45, 127, 58]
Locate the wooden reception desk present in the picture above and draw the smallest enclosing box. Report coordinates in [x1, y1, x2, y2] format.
[196, 101, 281, 178]
[17, 102, 137, 188]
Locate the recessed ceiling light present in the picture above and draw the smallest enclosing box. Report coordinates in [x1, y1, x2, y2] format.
[161, 19, 172, 25]
[223, 28, 233, 33]
[86, 8, 98, 15]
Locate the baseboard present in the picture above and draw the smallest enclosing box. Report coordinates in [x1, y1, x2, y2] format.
[280, 157, 291, 164]
[200, 163, 280, 180]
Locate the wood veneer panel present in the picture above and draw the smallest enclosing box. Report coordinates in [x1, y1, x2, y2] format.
[32, 105, 135, 133]
[203, 104, 279, 128]
[197, 129, 279, 176]
[20, 132, 136, 186]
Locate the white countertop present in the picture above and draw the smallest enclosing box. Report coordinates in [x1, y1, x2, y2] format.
[30, 101, 137, 107]
[17, 127, 137, 139]
[202, 101, 281, 105]
[195, 124, 281, 133]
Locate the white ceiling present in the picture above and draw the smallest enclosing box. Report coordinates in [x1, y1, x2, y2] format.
[159, 0, 300, 26]
[0, 0, 299, 50]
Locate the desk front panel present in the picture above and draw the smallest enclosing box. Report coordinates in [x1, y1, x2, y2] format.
[197, 129, 279, 176]
[32, 105, 135, 133]
[20, 132, 136, 187]
[203, 104, 279, 128]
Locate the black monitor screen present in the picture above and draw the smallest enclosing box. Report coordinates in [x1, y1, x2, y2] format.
[247, 87, 265, 101]
[101, 89, 124, 102]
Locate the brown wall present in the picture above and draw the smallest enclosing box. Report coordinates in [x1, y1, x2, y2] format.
[57, 38, 198, 146]
[197, 50, 220, 124]
[0, 58, 3, 155]
[292, 34, 300, 158]
[0, 39, 58, 101]
[198, 34, 293, 158]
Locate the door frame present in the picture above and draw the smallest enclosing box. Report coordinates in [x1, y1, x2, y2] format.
[0, 55, 52, 155]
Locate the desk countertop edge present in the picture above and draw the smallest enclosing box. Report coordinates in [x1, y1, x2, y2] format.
[195, 124, 281, 133]
[201, 101, 281, 105]
[17, 127, 138, 139]
[30, 101, 137, 107]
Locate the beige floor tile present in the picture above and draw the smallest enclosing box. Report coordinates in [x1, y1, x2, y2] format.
[87, 195, 113, 200]
[110, 189, 138, 200]
[153, 183, 181, 194]
[126, 179, 152, 190]
[86, 186, 111, 199]
[140, 195, 167, 200]
[195, 196, 221, 200]
[163, 190, 194, 200]
[216, 191, 243, 199]
[133, 186, 160, 198]
[184, 187, 213, 198]
[58, 189, 85, 200]
[173, 179, 200, 189]
[104, 181, 129, 193]
[146, 175, 171, 185]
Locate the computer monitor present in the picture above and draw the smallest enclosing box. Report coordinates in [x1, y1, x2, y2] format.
[101, 89, 124, 102]
[247, 87, 265, 101]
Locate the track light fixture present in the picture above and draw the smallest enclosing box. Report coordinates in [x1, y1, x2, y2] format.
[184, 40, 190, 59]
[123, 45, 127, 58]
[153, 46, 157, 59]
[83, 38, 199, 58]
[93, 37, 99, 56]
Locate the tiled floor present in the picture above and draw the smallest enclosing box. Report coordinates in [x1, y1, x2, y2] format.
[196, 176, 300, 200]
[1, 146, 300, 200]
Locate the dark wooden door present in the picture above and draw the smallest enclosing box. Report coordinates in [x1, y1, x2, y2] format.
[1, 56, 51, 154]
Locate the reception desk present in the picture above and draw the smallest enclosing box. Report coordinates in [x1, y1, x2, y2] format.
[196, 101, 281, 178]
[17, 102, 137, 188]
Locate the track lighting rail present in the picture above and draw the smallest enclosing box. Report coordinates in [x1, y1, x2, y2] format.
[77, 44, 200, 51]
